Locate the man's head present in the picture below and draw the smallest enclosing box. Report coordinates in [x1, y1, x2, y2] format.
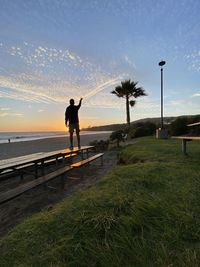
[69, 99, 75, 105]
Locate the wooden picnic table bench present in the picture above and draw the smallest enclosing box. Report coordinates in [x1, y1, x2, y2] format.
[0, 152, 46, 178]
[0, 151, 66, 178]
[0, 146, 94, 179]
[0, 152, 104, 204]
[187, 122, 200, 127]
[172, 121, 200, 155]
[71, 153, 104, 168]
[59, 145, 94, 160]
[172, 136, 200, 155]
[0, 165, 73, 204]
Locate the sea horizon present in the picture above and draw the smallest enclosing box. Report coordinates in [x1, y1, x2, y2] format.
[0, 130, 112, 144]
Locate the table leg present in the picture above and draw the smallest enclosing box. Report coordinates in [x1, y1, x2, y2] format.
[41, 160, 45, 175]
[101, 156, 103, 166]
[35, 163, 38, 178]
[182, 139, 187, 155]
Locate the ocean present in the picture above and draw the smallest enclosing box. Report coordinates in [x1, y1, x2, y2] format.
[0, 131, 112, 144]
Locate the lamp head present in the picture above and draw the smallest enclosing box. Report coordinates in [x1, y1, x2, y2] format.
[158, 60, 166, 67]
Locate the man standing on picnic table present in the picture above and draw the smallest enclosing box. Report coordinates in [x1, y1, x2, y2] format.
[65, 98, 83, 150]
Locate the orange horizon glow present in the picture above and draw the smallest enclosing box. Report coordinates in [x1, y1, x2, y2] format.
[0, 119, 94, 132]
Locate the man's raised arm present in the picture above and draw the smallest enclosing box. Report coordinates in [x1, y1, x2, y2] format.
[77, 98, 83, 109]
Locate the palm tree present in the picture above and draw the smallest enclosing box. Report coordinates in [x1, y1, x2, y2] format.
[111, 79, 147, 127]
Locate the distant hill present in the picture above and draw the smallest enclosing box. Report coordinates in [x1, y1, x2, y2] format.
[82, 114, 200, 131]
[82, 123, 126, 132]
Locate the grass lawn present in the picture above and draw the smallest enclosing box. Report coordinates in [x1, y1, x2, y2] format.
[0, 137, 200, 267]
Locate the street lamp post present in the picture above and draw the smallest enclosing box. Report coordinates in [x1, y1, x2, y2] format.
[158, 60, 166, 129]
[156, 60, 168, 139]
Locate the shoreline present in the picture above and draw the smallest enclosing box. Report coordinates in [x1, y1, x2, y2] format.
[0, 132, 111, 160]
[0, 130, 112, 144]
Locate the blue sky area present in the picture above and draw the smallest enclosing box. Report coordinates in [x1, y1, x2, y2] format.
[0, 0, 200, 131]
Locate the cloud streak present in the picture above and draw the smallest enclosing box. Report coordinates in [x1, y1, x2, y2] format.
[83, 78, 121, 100]
[0, 111, 23, 117]
[192, 92, 200, 97]
[0, 42, 130, 107]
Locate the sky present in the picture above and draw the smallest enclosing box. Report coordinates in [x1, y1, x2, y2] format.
[0, 0, 200, 131]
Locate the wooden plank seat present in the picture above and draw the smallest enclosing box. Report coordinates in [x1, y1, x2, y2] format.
[187, 122, 200, 127]
[0, 165, 73, 204]
[71, 153, 104, 168]
[71, 153, 104, 178]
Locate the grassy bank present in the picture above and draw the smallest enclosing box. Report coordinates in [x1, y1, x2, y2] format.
[0, 137, 200, 266]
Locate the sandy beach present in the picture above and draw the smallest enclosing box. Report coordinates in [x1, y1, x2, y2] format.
[0, 132, 111, 160]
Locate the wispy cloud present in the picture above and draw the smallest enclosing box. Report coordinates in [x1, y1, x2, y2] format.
[184, 51, 200, 72]
[0, 111, 23, 117]
[164, 96, 200, 116]
[124, 56, 136, 69]
[5, 43, 93, 74]
[0, 42, 129, 107]
[83, 78, 121, 100]
[0, 107, 10, 111]
[192, 92, 200, 97]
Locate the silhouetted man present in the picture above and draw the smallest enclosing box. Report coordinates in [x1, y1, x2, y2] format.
[65, 98, 83, 150]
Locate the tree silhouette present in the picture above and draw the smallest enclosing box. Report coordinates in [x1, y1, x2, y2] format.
[111, 79, 147, 127]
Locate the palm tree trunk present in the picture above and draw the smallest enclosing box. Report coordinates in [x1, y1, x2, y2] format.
[126, 95, 130, 127]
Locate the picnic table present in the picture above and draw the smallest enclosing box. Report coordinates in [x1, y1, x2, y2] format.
[0, 146, 94, 179]
[187, 122, 200, 127]
[0, 146, 104, 204]
[172, 136, 200, 155]
[172, 121, 200, 155]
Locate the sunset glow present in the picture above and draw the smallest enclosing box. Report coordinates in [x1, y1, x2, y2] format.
[0, 0, 200, 131]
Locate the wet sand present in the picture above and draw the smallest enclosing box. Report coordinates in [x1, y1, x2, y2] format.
[0, 132, 111, 160]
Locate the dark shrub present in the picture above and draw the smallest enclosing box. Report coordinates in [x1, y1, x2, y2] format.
[110, 130, 126, 147]
[131, 127, 149, 138]
[169, 117, 188, 136]
[89, 139, 109, 151]
[129, 122, 157, 138]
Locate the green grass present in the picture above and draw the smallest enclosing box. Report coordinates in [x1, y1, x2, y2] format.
[0, 137, 200, 267]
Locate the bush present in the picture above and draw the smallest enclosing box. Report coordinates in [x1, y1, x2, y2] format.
[170, 117, 188, 136]
[130, 127, 149, 138]
[129, 122, 157, 138]
[110, 130, 126, 147]
[89, 139, 109, 151]
[188, 115, 200, 125]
